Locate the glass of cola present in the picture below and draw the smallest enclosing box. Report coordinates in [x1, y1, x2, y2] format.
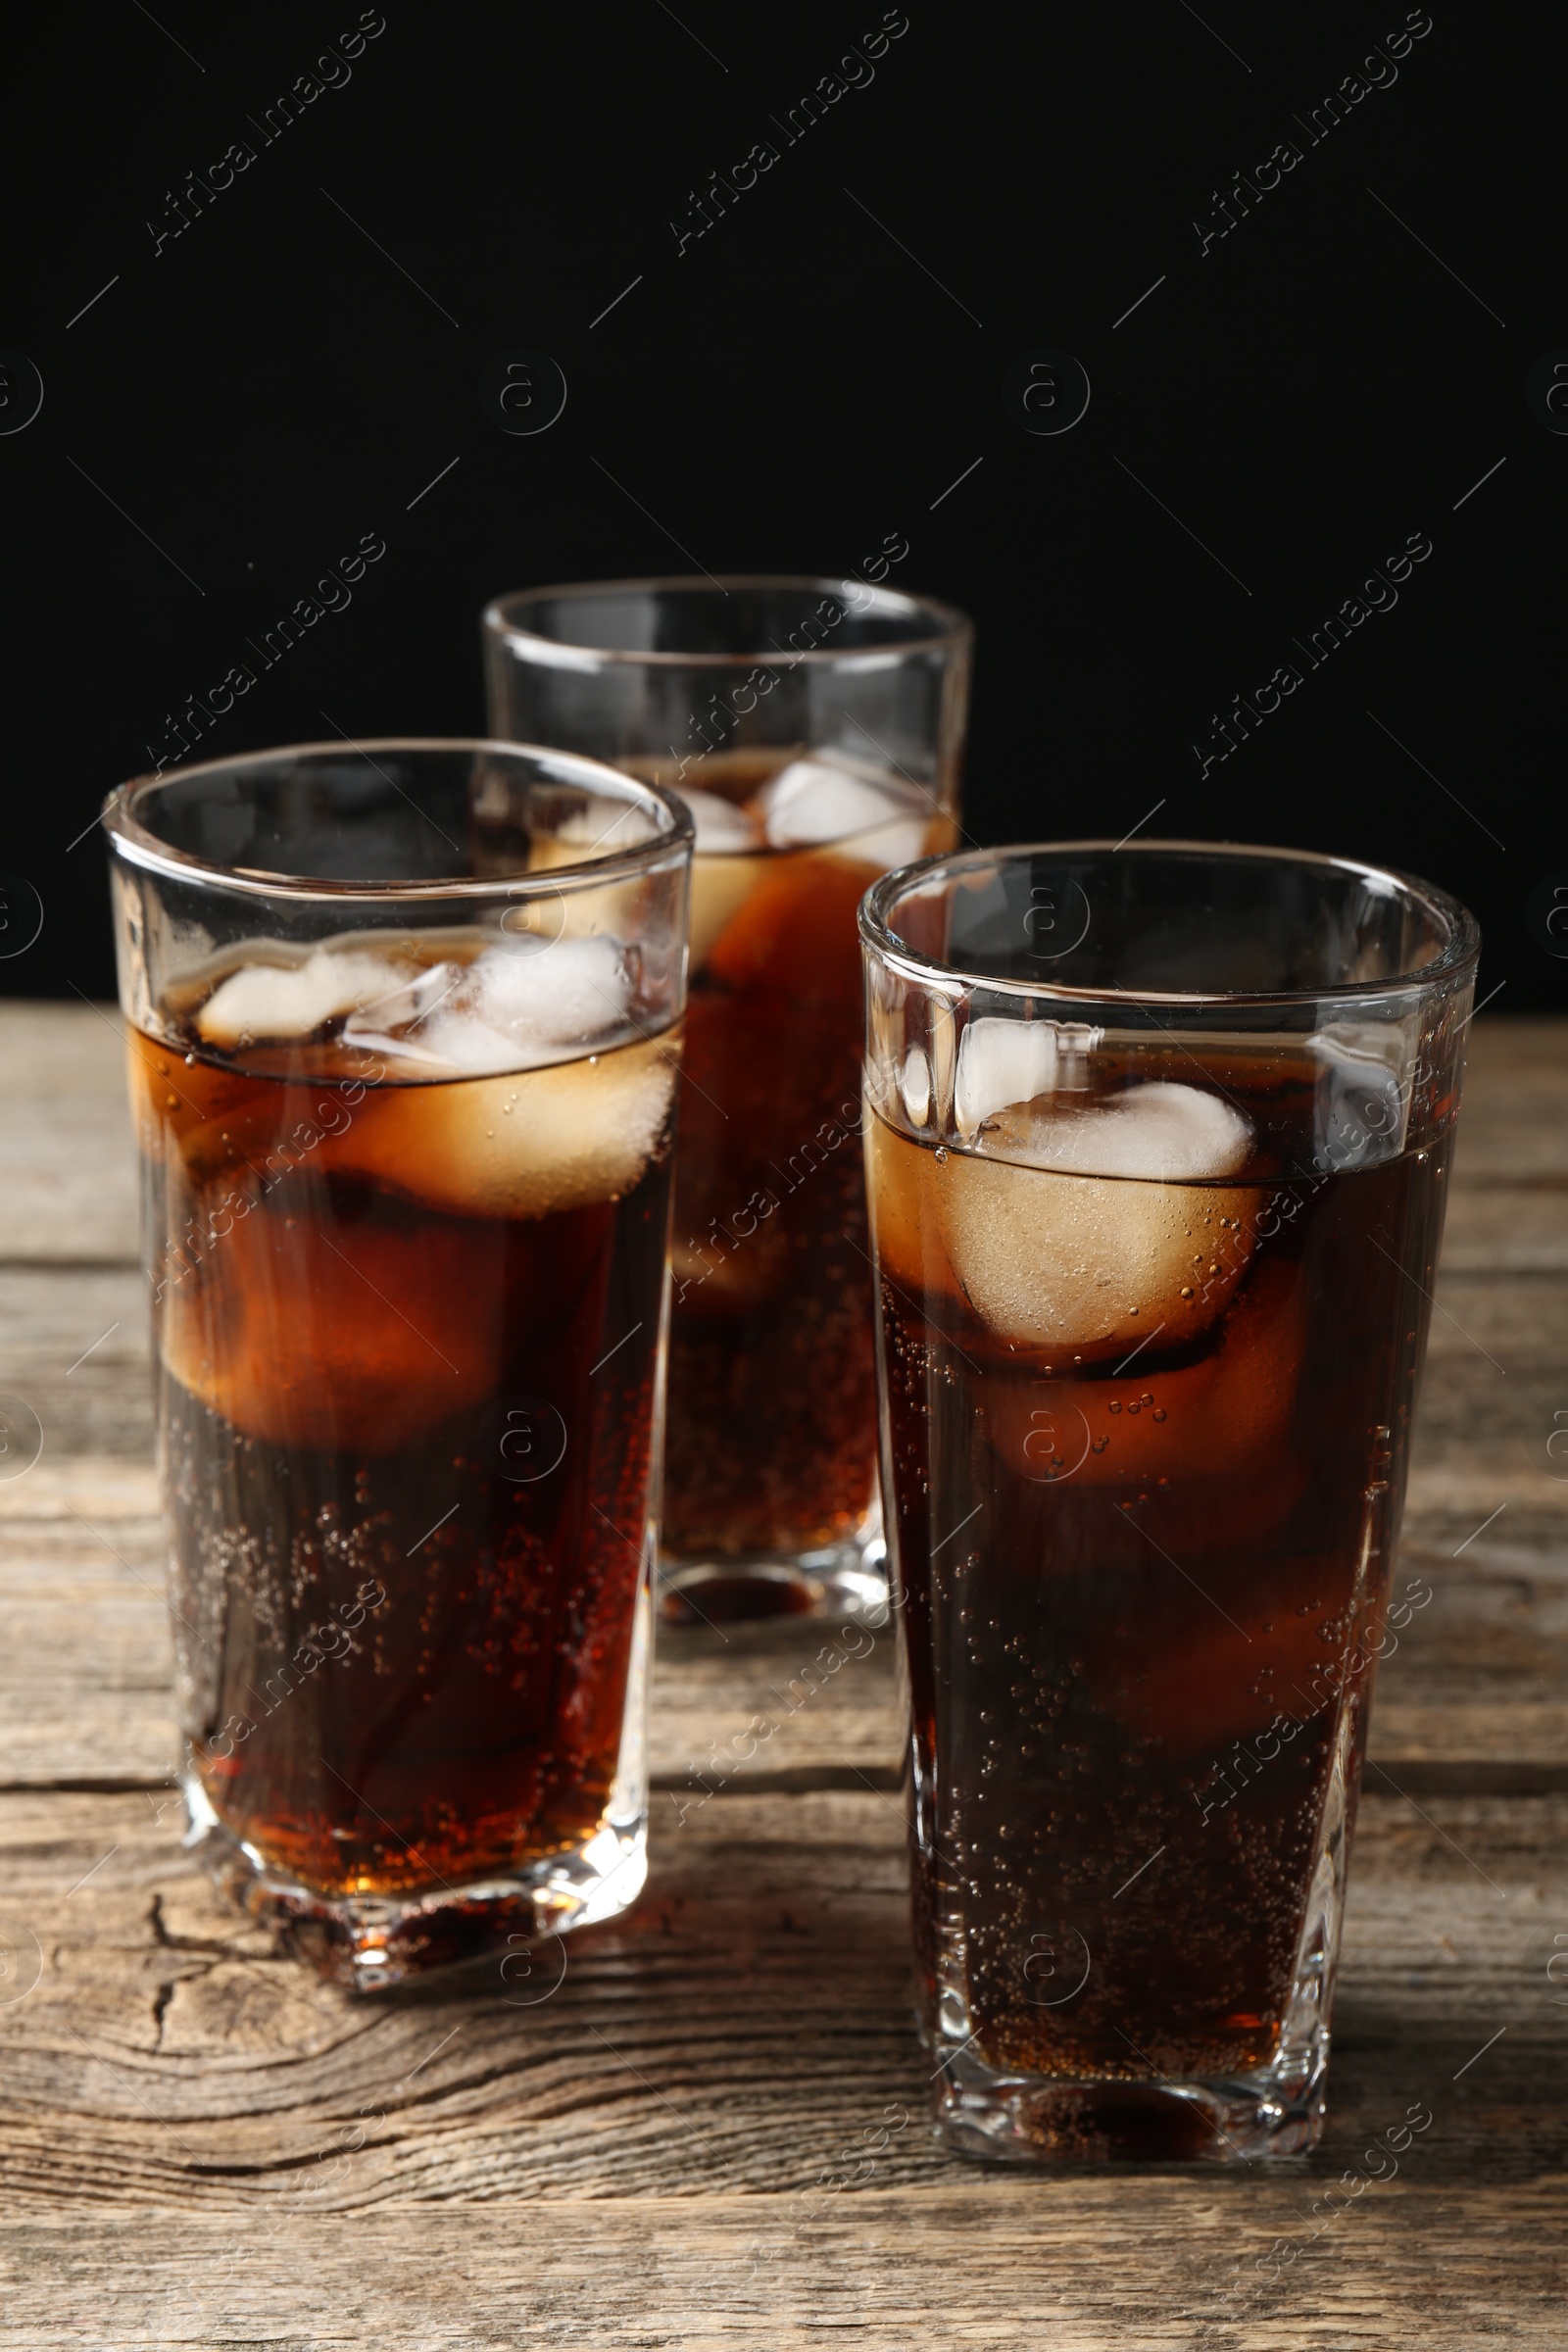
[484, 576, 973, 1624]
[859, 840, 1478, 2159]
[105, 740, 692, 1986]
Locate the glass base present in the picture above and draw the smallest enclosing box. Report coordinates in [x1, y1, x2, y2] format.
[180, 1773, 647, 1993]
[930, 2033, 1328, 2164]
[659, 1528, 888, 1627]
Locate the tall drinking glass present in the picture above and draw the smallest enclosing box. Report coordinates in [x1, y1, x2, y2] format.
[860, 842, 1478, 2158]
[104, 741, 692, 1986]
[484, 577, 973, 1621]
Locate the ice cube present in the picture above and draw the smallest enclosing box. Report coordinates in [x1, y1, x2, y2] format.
[522, 797, 662, 874]
[978, 1080, 1252, 1180]
[688, 852, 768, 970]
[677, 786, 768, 970]
[937, 1082, 1256, 1359]
[469, 936, 630, 1042]
[753, 756, 911, 849]
[679, 788, 763, 854]
[333, 1031, 678, 1220]
[553, 798, 661, 850]
[835, 816, 930, 874]
[336, 958, 465, 1047]
[955, 1018, 1061, 1138]
[938, 1147, 1258, 1359]
[983, 1249, 1303, 1506]
[1307, 1027, 1412, 1170]
[196, 949, 416, 1047]
[343, 938, 633, 1076]
[900, 1046, 932, 1127]
[158, 1211, 500, 1452]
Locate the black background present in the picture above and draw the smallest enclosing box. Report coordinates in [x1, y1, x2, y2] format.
[2, 0, 1560, 1006]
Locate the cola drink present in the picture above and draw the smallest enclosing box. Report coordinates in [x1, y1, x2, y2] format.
[130, 936, 677, 1916]
[479, 576, 975, 1619]
[662, 747, 955, 1598]
[870, 1039, 1454, 2152]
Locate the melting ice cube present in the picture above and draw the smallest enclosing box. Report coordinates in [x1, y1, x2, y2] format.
[941, 1082, 1257, 1358]
[977, 1080, 1252, 1181]
[334, 1032, 678, 1221]
[848, 817, 929, 873]
[1307, 1028, 1412, 1170]
[196, 949, 416, 1047]
[900, 1045, 932, 1127]
[553, 798, 661, 851]
[467, 936, 630, 1045]
[753, 757, 912, 849]
[680, 788, 763, 854]
[344, 937, 633, 1076]
[687, 854, 768, 970]
[680, 789, 768, 968]
[955, 1018, 1061, 1139]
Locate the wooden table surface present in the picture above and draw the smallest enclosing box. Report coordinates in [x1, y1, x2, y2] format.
[0, 1004, 1563, 2350]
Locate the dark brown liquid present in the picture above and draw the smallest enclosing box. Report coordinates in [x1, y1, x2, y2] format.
[131, 1022, 674, 1897]
[872, 1052, 1450, 2084]
[662, 751, 953, 1561]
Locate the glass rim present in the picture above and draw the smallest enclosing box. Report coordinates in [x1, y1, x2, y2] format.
[481, 572, 973, 667]
[100, 736, 695, 904]
[859, 838, 1482, 1008]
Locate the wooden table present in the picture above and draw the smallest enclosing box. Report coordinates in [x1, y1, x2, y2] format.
[1, 1004, 1563, 2349]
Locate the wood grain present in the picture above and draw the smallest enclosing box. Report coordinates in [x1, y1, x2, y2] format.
[1449, 1019, 1568, 1184]
[0, 1790, 1564, 2341]
[0, 1003, 138, 1266]
[0, 1789, 1562, 2201]
[0, 1006, 1563, 2348]
[0, 1002, 128, 1097]
[1442, 1182, 1568, 1270]
[2, 2185, 1563, 2352]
